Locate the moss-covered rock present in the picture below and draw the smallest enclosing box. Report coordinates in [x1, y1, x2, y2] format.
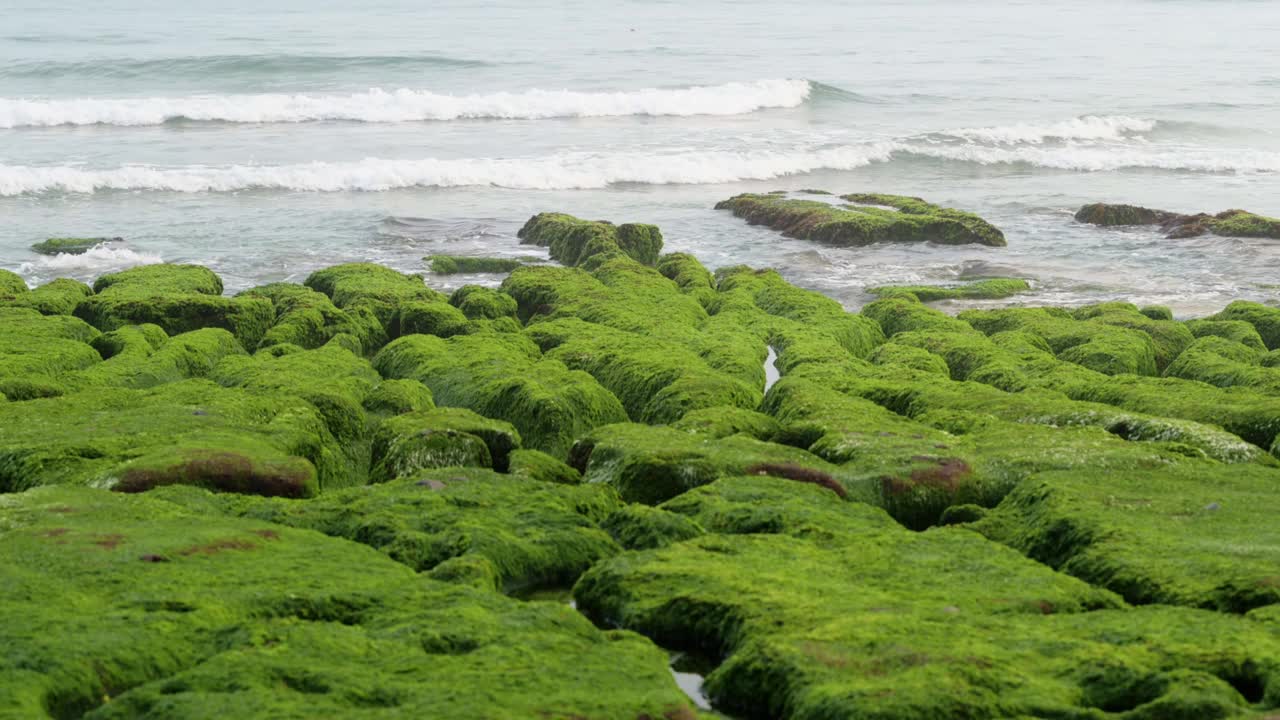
[362, 378, 435, 417]
[508, 448, 581, 484]
[0, 380, 343, 494]
[427, 255, 534, 274]
[239, 282, 385, 354]
[0, 486, 691, 718]
[0, 307, 102, 399]
[371, 407, 520, 481]
[716, 191, 1006, 247]
[868, 277, 1031, 302]
[303, 263, 442, 342]
[973, 459, 1280, 611]
[1076, 202, 1280, 239]
[374, 333, 626, 457]
[1, 277, 94, 316]
[517, 212, 663, 267]
[1209, 301, 1280, 351]
[76, 264, 273, 349]
[1187, 319, 1269, 352]
[602, 504, 704, 550]
[29, 237, 121, 255]
[448, 284, 518, 320]
[570, 423, 846, 506]
[672, 406, 781, 440]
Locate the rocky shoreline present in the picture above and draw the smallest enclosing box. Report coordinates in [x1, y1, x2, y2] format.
[2, 206, 1280, 718]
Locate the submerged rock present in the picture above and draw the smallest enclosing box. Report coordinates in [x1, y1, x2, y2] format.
[867, 277, 1031, 301]
[29, 236, 123, 255]
[716, 191, 1007, 247]
[427, 255, 536, 274]
[1076, 202, 1280, 239]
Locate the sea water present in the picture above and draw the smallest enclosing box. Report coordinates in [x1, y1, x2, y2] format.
[2, 0, 1278, 315]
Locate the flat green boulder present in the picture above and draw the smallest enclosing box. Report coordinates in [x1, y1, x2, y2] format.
[427, 255, 535, 274]
[29, 236, 122, 255]
[370, 407, 520, 481]
[868, 277, 1031, 301]
[0, 486, 692, 719]
[576, 475, 1280, 719]
[716, 192, 1006, 247]
[0, 379, 342, 495]
[75, 264, 272, 349]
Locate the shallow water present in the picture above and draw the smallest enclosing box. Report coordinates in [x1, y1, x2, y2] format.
[3, 0, 1279, 315]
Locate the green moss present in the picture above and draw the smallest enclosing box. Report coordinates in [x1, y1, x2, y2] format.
[973, 458, 1280, 611]
[303, 263, 442, 340]
[1140, 305, 1174, 321]
[29, 237, 119, 255]
[361, 378, 435, 417]
[426, 255, 533, 274]
[868, 277, 1031, 302]
[517, 212, 664, 267]
[1186, 319, 1269, 352]
[1209, 300, 1280, 350]
[1071, 301, 1195, 371]
[73, 327, 246, 390]
[239, 282, 385, 355]
[529, 317, 762, 424]
[0, 379, 343, 494]
[371, 407, 520, 481]
[672, 406, 781, 441]
[76, 264, 273, 349]
[2, 277, 94, 316]
[1208, 209, 1280, 238]
[508, 448, 581, 484]
[0, 486, 689, 718]
[716, 192, 1006, 247]
[448, 284, 518, 320]
[394, 299, 471, 338]
[1165, 336, 1280, 394]
[374, 333, 626, 457]
[570, 422, 846, 506]
[0, 269, 26, 299]
[961, 305, 1163, 375]
[0, 307, 102, 399]
[602, 504, 704, 550]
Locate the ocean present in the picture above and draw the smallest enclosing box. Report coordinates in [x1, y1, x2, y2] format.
[3, 0, 1279, 315]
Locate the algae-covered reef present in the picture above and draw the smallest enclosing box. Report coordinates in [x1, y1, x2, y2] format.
[1076, 202, 1280, 239]
[716, 191, 1007, 247]
[2, 212, 1280, 719]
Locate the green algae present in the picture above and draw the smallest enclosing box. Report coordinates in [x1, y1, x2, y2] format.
[371, 407, 520, 481]
[517, 212, 664, 267]
[448, 284, 518, 320]
[76, 264, 273, 349]
[373, 332, 627, 457]
[0, 486, 693, 719]
[29, 237, 120, 255]
[508, 448, 582, 484]
[238, 282, 384, 355]
[1, 277, 93, 316]
[303, 263, 442, 341]
[426, 255, 533, 274]
[867, 277, 1031, 302]
[716, 192, 1006, 247]
[361, 378, 435, 417]
[1188, 319, 1270, 352]
[671, 406, 781, 441]
[576, 475, 1280, 719]
[1210, 301, 1280, 350]
[0, 380, 342, 494]
[602, 504, 705, 550]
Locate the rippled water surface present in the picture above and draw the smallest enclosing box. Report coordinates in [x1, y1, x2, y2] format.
[3, 0, 1278, 315]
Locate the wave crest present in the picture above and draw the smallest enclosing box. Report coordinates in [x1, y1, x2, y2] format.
[0, 79, 813, 128]
[933, 115, 1157, 144]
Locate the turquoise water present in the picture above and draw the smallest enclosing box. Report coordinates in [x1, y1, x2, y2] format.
[3, 0, 1279, 314]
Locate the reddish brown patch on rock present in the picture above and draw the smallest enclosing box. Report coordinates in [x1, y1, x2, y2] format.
[113, 451, 313, 498]
[745, 462, 848, 499]
[139, 554, 169, 563]
[39, 528, 70, 538]
[1034, 600, 1056, 615]
[664, 707, 698, 720]
[177, 538, 258, 556]
[251, 529, 280, 540]
[907, 458, 972, 492]
[93, 533, 126, 550]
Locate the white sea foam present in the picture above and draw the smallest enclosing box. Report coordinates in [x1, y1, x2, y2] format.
[897, 142, 1280, 172]
[935, 115, 1157, 144]
[0, 79, 812, 127]
[3, 133, 1275, 197]
[0, 145, 896, 195]
[19, 245, 162, 272]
